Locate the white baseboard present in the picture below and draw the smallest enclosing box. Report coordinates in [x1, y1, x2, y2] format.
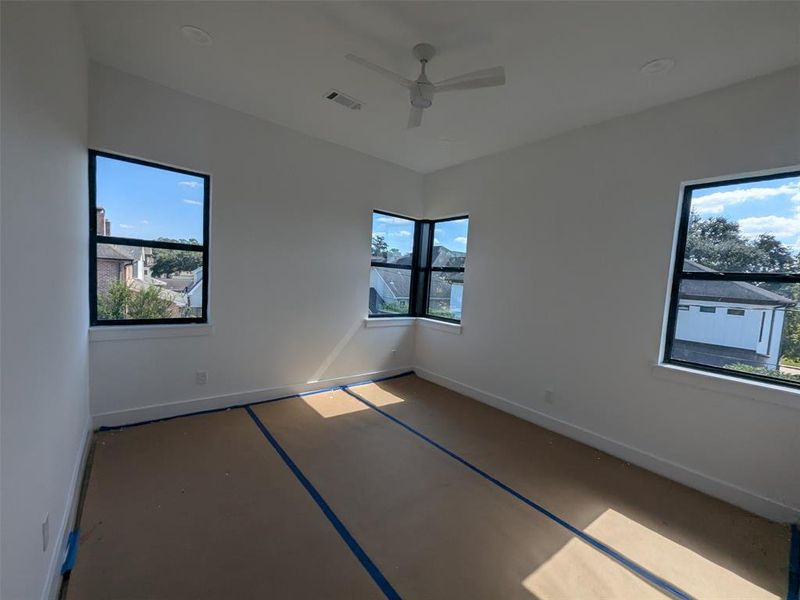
[42, 417, 93, 600]
[92, 366, 414, 429]
[415, 367, 799, 524]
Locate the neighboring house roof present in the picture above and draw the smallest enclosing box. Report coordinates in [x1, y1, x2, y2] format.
[372, 246, 466, 303]
[186, 276, 203, 296]
[97, 244, 138, 261]
[682, 260, 794, 306]
[157, 275, 194, 292]
[372, 264, 464, 303]
[129, 278, 187, 307]
[378, 246, 466, 268]
[431, 246, 466, 268]
[373, 266, 412, 299]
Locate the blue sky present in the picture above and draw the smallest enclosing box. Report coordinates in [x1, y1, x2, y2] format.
[371, 213, 469, 256]
[433, 218, 468, 252]
[96, 156, 205, 243]
[372, 213, 415, 256]
[691, 174, 800, 249]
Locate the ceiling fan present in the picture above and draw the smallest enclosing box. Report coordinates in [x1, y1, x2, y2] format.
[345, 43, 506, 129]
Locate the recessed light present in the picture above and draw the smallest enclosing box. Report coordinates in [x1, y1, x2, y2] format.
[181, 25, 212, 47]
[639, 57, 675, 75]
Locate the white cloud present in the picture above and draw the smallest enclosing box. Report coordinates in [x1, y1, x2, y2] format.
[692, 181, 800, 215]
[141, 219, 150, 225]
[376, 216, 409, 224]
[389, 229, 411, 237]
[182, 199, 203, 206]
[118, 224, 135, 229]
[453, 236, 468, 245]
[738, 213, 800, 240]
[179, 181, 201, 189]
[433, 238, 442, 245]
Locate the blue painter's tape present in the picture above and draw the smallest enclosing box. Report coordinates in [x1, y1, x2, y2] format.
[244, 406, 401, 600]
[344, 371, 415, 389]
[788, 524, 799, 600]
[342, 386, 692, 600]
[97, 406, 245, 432]
[61, 529, 80, 575]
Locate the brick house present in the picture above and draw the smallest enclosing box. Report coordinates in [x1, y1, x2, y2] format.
[95, 208, 153, 296]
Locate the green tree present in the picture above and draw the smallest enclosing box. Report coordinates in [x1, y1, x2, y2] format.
[685, 214, 797, 273]
[779, 284, 800, 361]
[371, 234, 388, 258]
[151, 238, 202, 278]
[370, 234, 400, 261]
[98, 281, 173, 320]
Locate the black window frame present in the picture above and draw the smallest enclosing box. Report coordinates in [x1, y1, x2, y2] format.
[663, 168, 800, 389]
[89, 150, 210, 326]
[369, 211, 469, 324]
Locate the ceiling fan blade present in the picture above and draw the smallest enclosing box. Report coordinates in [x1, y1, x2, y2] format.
[434, 66, 506, 92]
[345, 54, 413, 88]
[407, 106, 423, 129]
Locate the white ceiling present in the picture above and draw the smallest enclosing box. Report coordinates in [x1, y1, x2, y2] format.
[77, 1, 799, 173]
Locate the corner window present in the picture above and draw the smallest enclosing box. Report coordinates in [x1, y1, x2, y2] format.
[368, 211, 469, 323]
[426, 217, 468, 321]
[369, 212, 417, 316]
[90, 151, 210, 325]
[664, 169, 800, 387]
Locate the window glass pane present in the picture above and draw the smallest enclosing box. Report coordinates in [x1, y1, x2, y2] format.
[96, 243, 204, 320]
[427, 271, 464, 320]
[432, 218, 468, 267]
[684, 173, 800, 273]
[369, 266, 411, 316]
[669, 278, 800, 383]
[96, 155, 205, 245]
[371, 213, 415, 264]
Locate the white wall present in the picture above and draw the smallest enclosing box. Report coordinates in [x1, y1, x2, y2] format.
[88, 64, 422, 424]
[1, 3, 91, 599]
[418, 67, 800, 521]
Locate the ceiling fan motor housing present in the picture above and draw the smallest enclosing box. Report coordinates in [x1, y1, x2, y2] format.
[411, 82, 434, 108]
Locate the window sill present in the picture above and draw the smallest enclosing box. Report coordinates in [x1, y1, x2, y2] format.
[652, 363, 800, 411]
[363, 317, 462, 334]
[417, 318, 462, 334]
[89, 323, 213, 342]
[364, 317, 416, 328]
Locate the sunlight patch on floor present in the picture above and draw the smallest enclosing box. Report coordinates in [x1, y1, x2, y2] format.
[523, 508, 778, 600]
[301, 390, 404, 418]
[521, 530, 667, 599]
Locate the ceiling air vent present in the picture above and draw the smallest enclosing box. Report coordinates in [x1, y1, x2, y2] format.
[325, 89, 363, 111]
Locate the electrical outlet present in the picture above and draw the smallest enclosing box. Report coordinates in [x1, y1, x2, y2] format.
[41, 513, 49, 552]
[195, 371, 208, 385]
[544, 389, 555, 405]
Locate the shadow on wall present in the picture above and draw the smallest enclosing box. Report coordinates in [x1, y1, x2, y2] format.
[306, 317, 410, 384]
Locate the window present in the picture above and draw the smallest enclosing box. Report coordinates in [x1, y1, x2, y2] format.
[664, 169, 800, 387]
[368, 212, 469, 323]
[90, 151, 210, 325]
[426, 217, 468, 321]
[369, 212, 417, 316]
